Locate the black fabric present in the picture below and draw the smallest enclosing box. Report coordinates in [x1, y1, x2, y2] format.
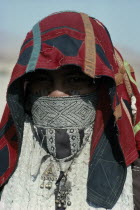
[44, 35, 82, 56]
[96, 44, 112, 70]
[0, 146, 9, 176]
[79, 129, 84, 146]
[7, 79, 25, 154]
[115, 93, 120, 105]
[17, 46, 33, 65]
[11, 134, 18, 142]
[0, 117, 14, 138]
[0, 186, 4, 199]
[87, 116, 126, 209]
[55, 129, 71, 159]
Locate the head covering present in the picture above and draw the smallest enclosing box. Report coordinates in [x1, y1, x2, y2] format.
[0, 11, 140, 208]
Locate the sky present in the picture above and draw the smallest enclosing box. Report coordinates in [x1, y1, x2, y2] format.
[0, 0, 140, 82]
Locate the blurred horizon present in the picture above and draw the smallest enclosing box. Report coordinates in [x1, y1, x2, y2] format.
[0, 0, 140, 118]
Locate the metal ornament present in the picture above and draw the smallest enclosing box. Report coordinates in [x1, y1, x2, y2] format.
[40, 163, 56, 190]
[55, 174, 72, 209]
[40, 165, 72, 209]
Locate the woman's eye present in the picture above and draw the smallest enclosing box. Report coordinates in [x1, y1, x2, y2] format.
[68, 76, 85, 83]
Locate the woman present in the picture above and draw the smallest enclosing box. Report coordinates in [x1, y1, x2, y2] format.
[0, 11, 139, 209]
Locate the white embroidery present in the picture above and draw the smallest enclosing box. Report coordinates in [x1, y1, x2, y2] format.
[67, 128, 81, 155]
[131, 95, 137, 115]
[46, 128, 56, 157]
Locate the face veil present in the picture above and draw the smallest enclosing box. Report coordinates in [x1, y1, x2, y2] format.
[28, 93, 97, 161]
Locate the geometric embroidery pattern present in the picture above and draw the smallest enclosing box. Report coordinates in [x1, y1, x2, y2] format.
[31, 93, 97, 129]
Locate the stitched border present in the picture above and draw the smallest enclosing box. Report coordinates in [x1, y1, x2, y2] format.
[123, 73, 133, 98]
[124, 61, 137, 86]
[115, 72, 124, 86]
[114, 49, 125, 86]
[80, 13, 96, 78]
[26, 22, 41, 73]
[114, 104, 122, 121]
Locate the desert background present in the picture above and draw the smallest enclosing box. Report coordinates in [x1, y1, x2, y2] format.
[0, 0, 140, 119]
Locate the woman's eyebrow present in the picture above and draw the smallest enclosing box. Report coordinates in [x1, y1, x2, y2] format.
[64, 71, 84, 77]
[31, 72, 50, 80]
